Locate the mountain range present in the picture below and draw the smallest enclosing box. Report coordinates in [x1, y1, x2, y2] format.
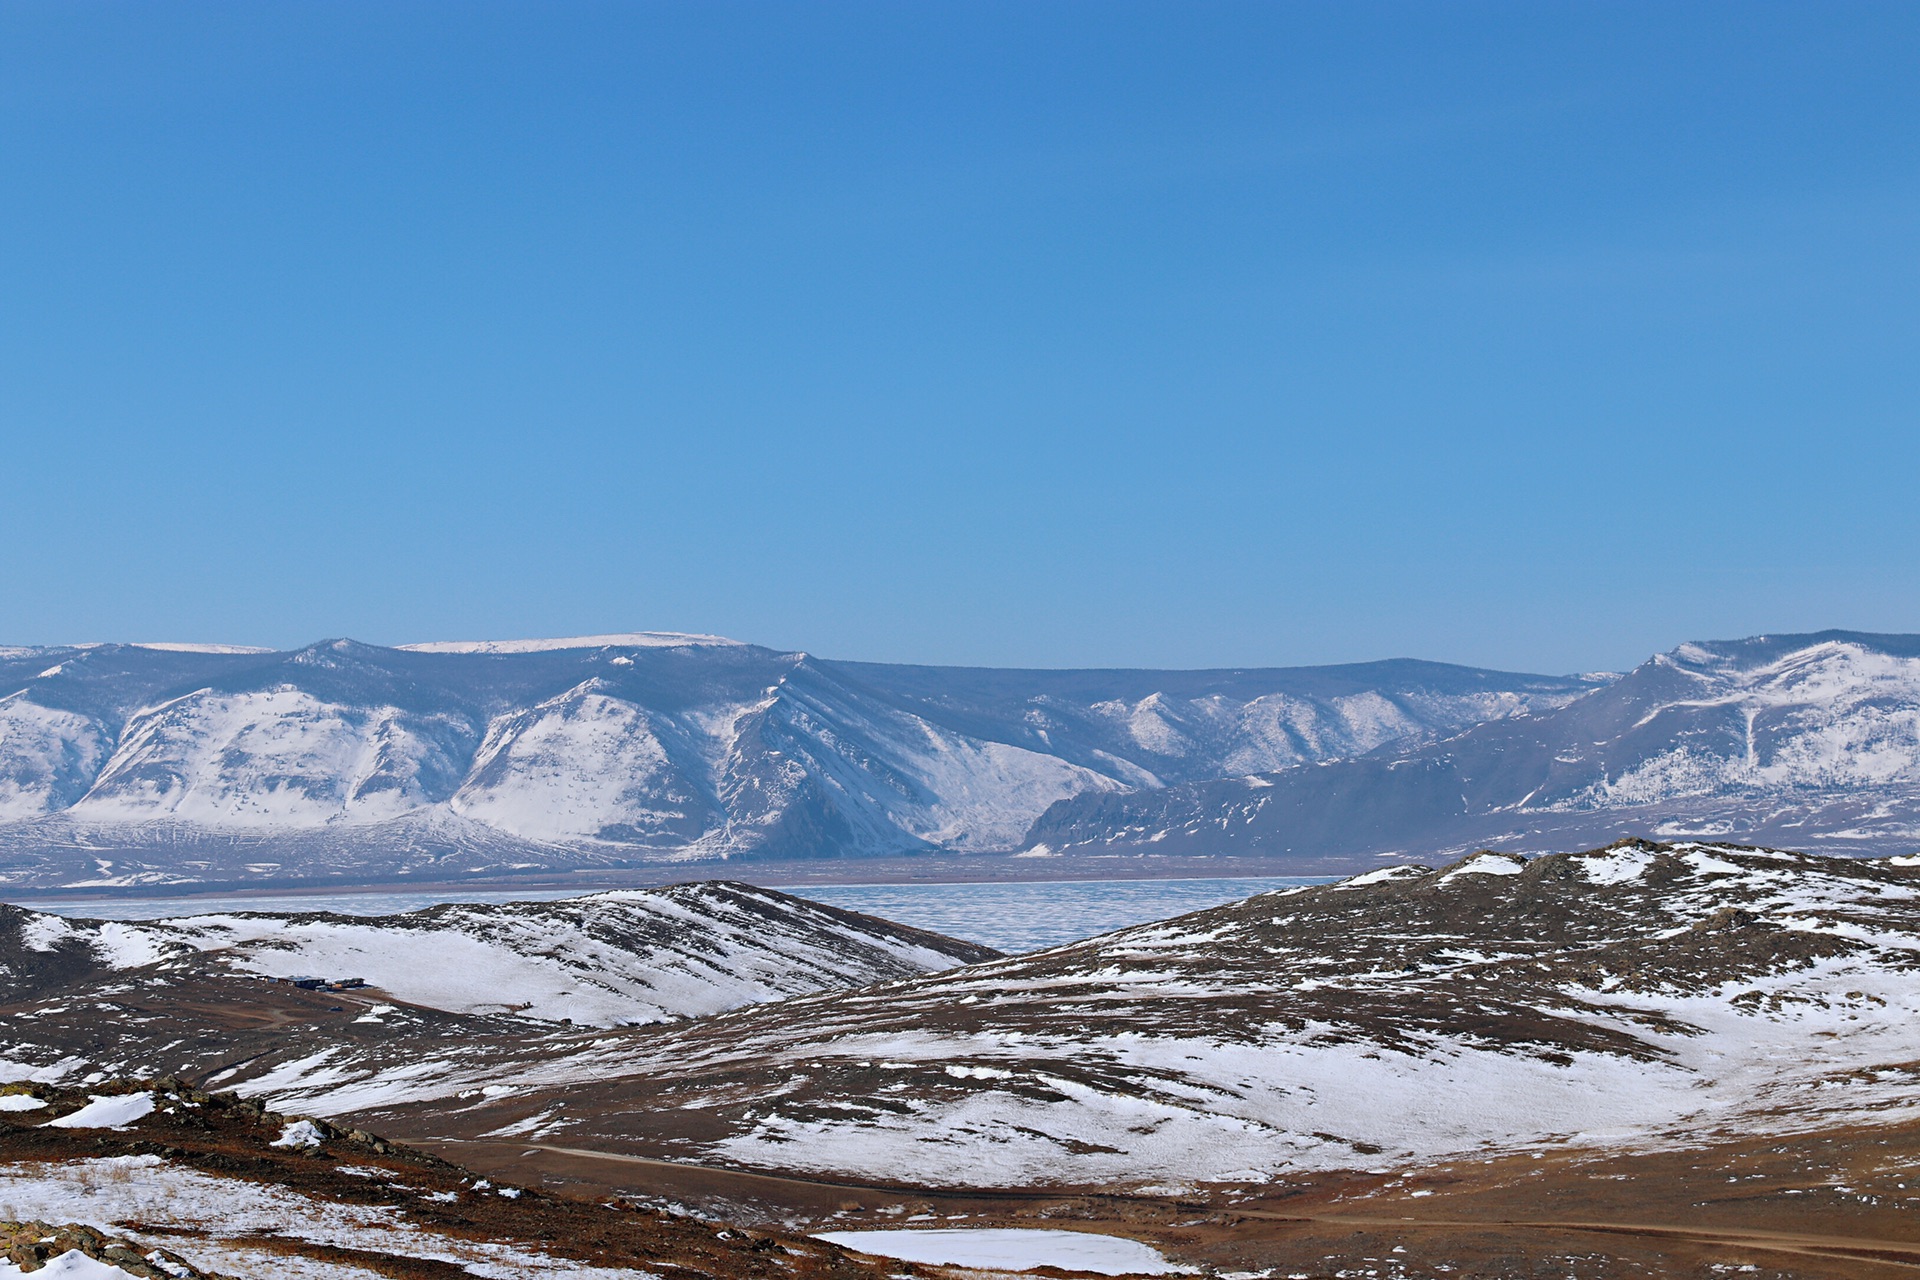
[0, 628, 1914, 888]
[1025, 631, 1920, 863]
[0, 633, 1593, 888]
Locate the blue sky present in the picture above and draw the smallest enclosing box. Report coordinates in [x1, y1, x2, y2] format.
[2, 2, 1916, 673]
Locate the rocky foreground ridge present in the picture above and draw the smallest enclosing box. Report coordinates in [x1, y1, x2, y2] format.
[374, 839, 1920, 1191]
[7, 842, 1920, 1276]
[0, 1078, 901, 1279]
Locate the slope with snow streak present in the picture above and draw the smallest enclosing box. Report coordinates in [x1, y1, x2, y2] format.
[0, 695, 112, 821]
[71, 687, 477, 828]
[1563, 637, 1920, 803]
[378, 842, 1920, 1190]
[1026, 630, 1920, 860]
[3, 883, 997, 1030]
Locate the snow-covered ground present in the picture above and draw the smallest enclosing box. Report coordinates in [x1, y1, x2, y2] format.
[816, 1228, 1181, 1275]
[0, 1156, 656, 1280]
[332, 842, 1920, 1192]
[0, 1250, 148, 1279]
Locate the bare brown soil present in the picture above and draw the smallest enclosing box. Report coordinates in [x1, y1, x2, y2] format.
[401, 1115, 1920, 1279]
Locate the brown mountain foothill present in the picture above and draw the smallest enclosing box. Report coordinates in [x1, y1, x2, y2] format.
[4, 839, 1920, 1276]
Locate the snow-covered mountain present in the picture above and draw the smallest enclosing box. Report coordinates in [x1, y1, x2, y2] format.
[1023, 631, 1920, 863]
[7, 628, 1912, 886]
[0, 636, 1594, 887]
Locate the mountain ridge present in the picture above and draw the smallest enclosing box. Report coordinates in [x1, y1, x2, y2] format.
[0, 637, 1599, 888]
[4, 628, 1918, 889]
[1022, 629, 1920, 862]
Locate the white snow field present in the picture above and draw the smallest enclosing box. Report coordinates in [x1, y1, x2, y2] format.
[816, 1227, 1181, 1275]
[0, 1251, 147, 1279]
[396, 633, 743, 653]
[43, 1094, 155, 1130]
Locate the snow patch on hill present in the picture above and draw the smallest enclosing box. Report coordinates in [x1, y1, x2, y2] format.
[33, 883, 995, 1028]
[127, 643, 276, 655]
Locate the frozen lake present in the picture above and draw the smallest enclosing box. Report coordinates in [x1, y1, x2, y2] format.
[786, 876, 1329, 951]
[12, 875, 1329, 953]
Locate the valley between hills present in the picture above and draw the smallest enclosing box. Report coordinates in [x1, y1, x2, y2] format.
[4, 838, 1920, 1277]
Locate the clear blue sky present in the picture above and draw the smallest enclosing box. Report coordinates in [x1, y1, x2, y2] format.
[3, 2, 1916, 673]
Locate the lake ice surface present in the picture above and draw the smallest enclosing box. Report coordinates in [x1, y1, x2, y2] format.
[11, 876, 1329, 953]
[785, 877, 1328, 951]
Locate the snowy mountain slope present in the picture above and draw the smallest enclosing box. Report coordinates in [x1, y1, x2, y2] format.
[71, 687, 477, 828]
[0, 638, 1593, 886]
[0, 881, 997, 1031]
[825, 656, 1600, 787]
[325, 841, 1920, 1190]
[397, 631, 744, 653]
[0, 695, 112, 822]
[447, 679, 722, 845]
[1024, 631, 1920, 862]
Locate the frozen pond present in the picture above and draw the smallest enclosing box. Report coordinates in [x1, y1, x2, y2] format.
[814, 1227, 1182, 1275]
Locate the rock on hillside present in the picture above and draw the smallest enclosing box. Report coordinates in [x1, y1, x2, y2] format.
[0, 1078, 898, 1280]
